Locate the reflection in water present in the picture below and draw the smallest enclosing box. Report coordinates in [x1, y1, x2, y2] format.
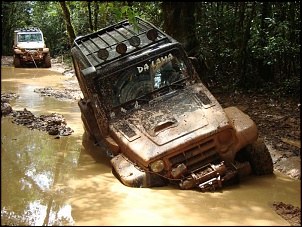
[1, 66, 83, 226]
[1, 66, 300, 226]
[1, 117, 81, 225]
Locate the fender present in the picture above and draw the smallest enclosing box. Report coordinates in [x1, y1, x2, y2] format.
[225, 106, 259, 152]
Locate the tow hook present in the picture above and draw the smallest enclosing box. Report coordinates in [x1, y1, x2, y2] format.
[179, 161, 238, 192]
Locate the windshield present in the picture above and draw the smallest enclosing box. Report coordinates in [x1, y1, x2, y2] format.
[97, 49, 190, 108]
[18, 33, 42, 42]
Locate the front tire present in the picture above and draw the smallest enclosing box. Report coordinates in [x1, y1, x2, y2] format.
[13, 55, 22, 68]
[44, 53, 51, 68]
[236, 138, 274, 175]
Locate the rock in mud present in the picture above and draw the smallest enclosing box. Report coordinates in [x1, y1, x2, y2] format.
[1, 92, 20, 117]
[1, 92, 74, 137]
[11, 108, 74, 137]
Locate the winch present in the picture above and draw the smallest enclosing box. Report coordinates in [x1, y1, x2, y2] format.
[178, 161, 238, 192]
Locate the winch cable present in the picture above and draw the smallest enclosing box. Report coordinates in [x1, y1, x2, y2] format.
[30, 54, 38, 68]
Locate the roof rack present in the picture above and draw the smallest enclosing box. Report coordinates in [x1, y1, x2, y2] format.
[72, 17, 173, 68]
[15, 27, 41, 32]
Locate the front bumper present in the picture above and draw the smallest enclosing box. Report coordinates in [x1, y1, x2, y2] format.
[111, 153, 252, 191]
[22, 50, 43, 61]
[14, 48, 49, 61]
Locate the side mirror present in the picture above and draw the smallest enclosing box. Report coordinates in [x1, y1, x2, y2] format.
[189, 57, 199, 70]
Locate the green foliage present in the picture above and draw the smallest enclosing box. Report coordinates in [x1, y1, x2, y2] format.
[193, 2, 300, 96]
[1, 1, 299, 96]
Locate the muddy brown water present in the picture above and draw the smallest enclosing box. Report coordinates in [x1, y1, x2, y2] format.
[1, 65, 300, 226]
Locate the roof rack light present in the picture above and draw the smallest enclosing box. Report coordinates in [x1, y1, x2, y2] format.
[146, 28, 158, 42]
[116, 43, 127, 55]
[98, 48, 109, 60]
[129, 36, 140, 47]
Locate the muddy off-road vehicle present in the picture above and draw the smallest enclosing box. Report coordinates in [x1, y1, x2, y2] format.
[71, 17, 273, 191]
[13, 27, 51, 68]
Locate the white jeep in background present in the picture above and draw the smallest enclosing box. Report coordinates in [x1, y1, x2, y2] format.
[13, 27, 51, 68]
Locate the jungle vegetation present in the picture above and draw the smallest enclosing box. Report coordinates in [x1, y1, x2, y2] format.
[1, 1, 300, 96]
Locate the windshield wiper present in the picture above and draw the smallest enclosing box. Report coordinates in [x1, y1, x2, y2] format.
[135, 97, 150, 103]
[168, 80, 185, 89]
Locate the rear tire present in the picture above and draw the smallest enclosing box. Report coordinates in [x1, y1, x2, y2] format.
[13, 55, 22, 68]
[44, 53, 51, 68]
[236, 138, 274, 175]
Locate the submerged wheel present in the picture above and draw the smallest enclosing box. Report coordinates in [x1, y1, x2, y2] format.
[13, 55, 22, 68]
[44, 53, 51, 68]
[81, 113, 96, 141]
[237, 138, 274, 175]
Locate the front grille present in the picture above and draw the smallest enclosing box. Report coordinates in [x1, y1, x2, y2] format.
[168, 139, 220, 171]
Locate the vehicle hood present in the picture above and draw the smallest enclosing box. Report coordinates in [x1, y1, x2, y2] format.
[132, 92, 209, 145]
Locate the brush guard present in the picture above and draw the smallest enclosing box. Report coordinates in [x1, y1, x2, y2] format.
[176, 161, 238, 192]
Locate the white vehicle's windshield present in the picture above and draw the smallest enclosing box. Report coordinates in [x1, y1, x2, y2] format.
[98, 50, 190, 108]
[18, 33, 42, 42]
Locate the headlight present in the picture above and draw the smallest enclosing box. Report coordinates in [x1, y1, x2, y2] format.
[150, 160, 165, 173]
[218, 130, 233, 147]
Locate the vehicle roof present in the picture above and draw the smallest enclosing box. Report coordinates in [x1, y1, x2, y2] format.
[72, 17, 177, 69]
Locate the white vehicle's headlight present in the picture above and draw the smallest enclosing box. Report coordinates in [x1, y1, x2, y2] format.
[150, 160, 165, 173]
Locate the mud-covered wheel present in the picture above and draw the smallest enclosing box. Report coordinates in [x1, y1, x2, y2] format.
[241, 138, 274, 175]
[44, 53, 51, 68]
[13, 55, 22, 68]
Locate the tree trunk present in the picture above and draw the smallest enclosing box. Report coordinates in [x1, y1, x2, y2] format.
[238, 2, 245, 32]
[238, 2, 256, 87]
[258, 2, 274, 82]
[162, 2, 207, 77]
[87, 1, 93, 31]
[93, 1, 99, 31]
[162, 2, 199, 54]
[59, 1, 76, 46]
